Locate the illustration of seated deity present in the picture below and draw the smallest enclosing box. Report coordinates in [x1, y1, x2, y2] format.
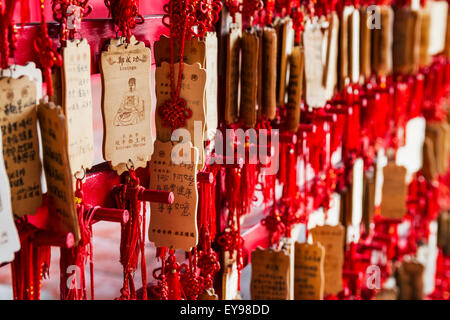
[114, 77, 145, 126]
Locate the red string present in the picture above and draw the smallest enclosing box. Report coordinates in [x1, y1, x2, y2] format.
[104, 0, 144, 42]
[0, 0, 20, 69]
[52, 0, 92, 41]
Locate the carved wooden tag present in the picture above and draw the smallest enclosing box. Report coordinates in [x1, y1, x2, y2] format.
[37, 100, 80, 242]
[100, 38, 153, 174]
[1, 62, 43, 102]
[380, 162, 407, 219]
[155, 62, 206, 169]
[294, 242, 325, 300]
[339, 6, 353, 89]
[154, 35, 206, 66]
[438, 211, 450, 255]
[62, 39, 94, 177]
[359, 7, 371, 80]
[277, 17, 294, 106]
[428, 0, 449, 55]
[204, 32, 218, 141]
[240, 30, 259, 128]
[419, 9, 431, 67]
[251, 247, 291, 300]
[262, 27, 277, 120]
[393, 7, 420, 74]
[349, 9, 360, 83]
[310, 224, 345, 296]
[422, 137, 437, 181]
[0, 76, 42, 217]
[303, 19, 327, 108]
[323, 12, 339, 100]
[225, 26, 241, 125]
[286, 46, 304, 132]
[372, 5, 394, 76]
[148, 140, 199, 251]
[397, 260, 425, 300]
[0, 128, 20, 264]
[362, 171, 376, 232]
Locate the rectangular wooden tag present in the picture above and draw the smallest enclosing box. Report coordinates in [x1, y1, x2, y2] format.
[393, 8, 420, 74]
[0, 127, 20, 264]
[349, 9, 360, 83]
[100, 37, 153, 174]
[397, 260, 425, 300]
[155, 62, 206, 169]
[286, 46, 304, 132]
[380, 162, 407, 219]
[359, 7, 372, 80]
[310, 224, 345, 296]
[37, 100, 80, 242]
[339, 6, 353, 89]
[204, 32, 219, 141]
[240, 30, 259, 128]
[428, 0, 449, 55]
[419, 9, 431, 67]
[294, 242, 325, 300]
[62, 39, 94, 178]
[148, 140, 199, 251]
[154, 35, 206, 67]
[225, 26, 241, 125]
[262, 27, 277, 119]
[277, 18, 294, 106]
[323, 12, 339, 100]
[372, 5, 394, 76]
[422, 137, 437, 181]
[251, 247, 291, 300]
[0, 76, 42, 217]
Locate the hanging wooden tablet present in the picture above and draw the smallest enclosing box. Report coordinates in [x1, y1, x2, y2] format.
[148, 140, 199, 251]
[277, 17, 294, 106]
[100, 37, 153, 175]
[323, 12, 339, 100]
[310, 224, 345, 296]
[425, 123, 445, 174]
[397, 260, 425, 300]
[380, 162, 407, 219]
[362, 171, 376, 233]
[204, 32, 219, 141]
[0, 128, 20, 264]
[303, 19, 327, 108]
[154, 35, 206, 66]
[62, 39, 94, 178]
[0, 76, 42, 217]
[155, 62, 206, 169]
[225, 26, 241, 124]
[262, 27, 277, 120]
[438, 121, 450, 173]
[294, 242, 325, 300]
[257, 29, 263, 120]
[250, 247, 291, 300]
[338, 6, 353, 89]
[348, 9, 360, 83]
[286, 46, 304, 132]
[428, 0, 449, 56]
[1, 62, 43, 103]
[422, 137, 437, 181]
[419, 9, 431, 67]
[37, 100, 80, 242]
[392, 8, 420, 74]
[240, 30, 259, 128]
[372, 5, 394, 76]
[359, 7, 372, 80]
[437, 211, 450, 255]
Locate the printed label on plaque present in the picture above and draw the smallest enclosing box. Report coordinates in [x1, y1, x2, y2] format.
[149, 140, 199, 251]
[37, 101, 80, 242]
[225, 27, 241, 124]
[380, 162, 407, 219]
[62, 39, 94, 177]
[294, 242, 325, 300]
[0, 76, 42, 217]
[250, 247, 291, 300]
[155, 62, 206, 168]
[101, 38, 153, 174]
[0, 128, 20, 264]
[310, 224, 345, 296]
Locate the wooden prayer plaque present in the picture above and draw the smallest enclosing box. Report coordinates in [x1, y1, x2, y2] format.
[372, 5, 394, 76]
[262, 27, 277, 120]
[359, 7, 372, 80]
[225, 26, 241, 124]
[286, 46, 304, 132]
[380, 162, 407, 219]
[204, 32, 219, 141]
[397, 260, 425, 300]
[0, 76, 42, 217]
[148, 140, 199, 251]
[240, 30, 259, 128]
[277, 17, 294, 106]
[154, 35, 206, 66]
[324, 12, 339, 100]
[100, 38, 153, 174]
[310, 224, 345, 296]
[251, 247, 291, 300]
[62, 39, 94, 177]
[37, 101, 80, 242]
[294, 242, 325, 300]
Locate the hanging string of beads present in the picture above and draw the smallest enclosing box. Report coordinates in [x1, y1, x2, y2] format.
[52, 0, 92, 41]
[104, 0, 144, 42]
[33, 0, 63, 97]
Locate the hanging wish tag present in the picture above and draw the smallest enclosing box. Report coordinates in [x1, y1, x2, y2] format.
[225, 26, 241, 124]
[310, 224, 345, 296]
[250, 247, 291, 300]
[0, 76, 42, 217]
[240, 30, 259, 128]
[204, 32, 219, 141]
[62, 39, 94, 178]
[372, 5, 394, 76]
[154, 35, 206, 66]
[294, 242, 325, 300]
[148, 140, 199, 251]
[397, 260, 425, 300]
[262, 27, 277, 120]
[277, 18, 295, 106]
[155, 62, 206, 169]
[380, 162, 407, 219]
[323, 12, 339, 99]
[359, 6, 372, 80]
[393, 7, 420, 74]
[1, 62, 43, 102]
[100, 37, 153, 174]
[348, 8, 360, 83]
[286, 46, 304, 132]
[37, 100, 80, 242]
[0, 128, 20, 264]
[428, 0, 449, 55]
